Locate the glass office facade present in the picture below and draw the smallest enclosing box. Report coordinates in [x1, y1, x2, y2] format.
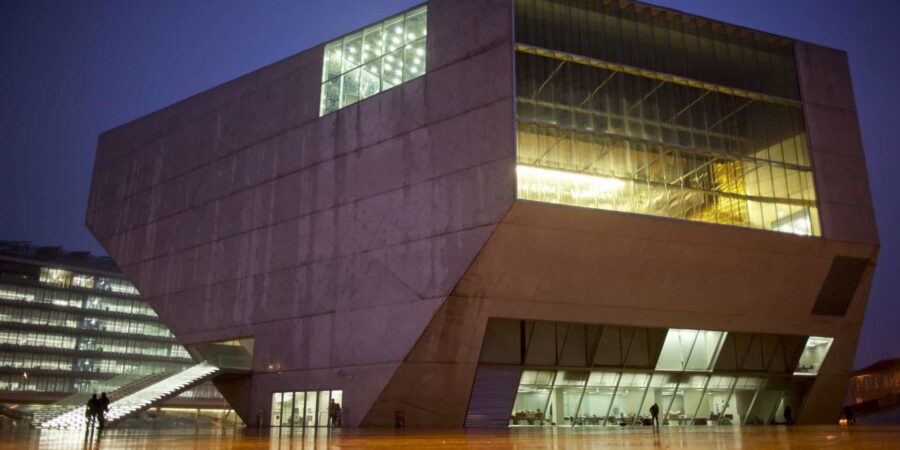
[0, 242, 222, 407]
[40, 268, 140, 296]
[510, 369, 812, 427]
[479, 319, 833, 427]
[513, 0, 819, 236]
[270, 389, 344, 428]
[320, 6, 427, 115]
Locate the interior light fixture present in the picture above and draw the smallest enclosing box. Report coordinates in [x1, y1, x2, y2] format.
[517, 165, 626, 197]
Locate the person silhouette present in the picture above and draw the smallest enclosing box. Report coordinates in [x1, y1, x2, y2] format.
[86, 394, 100, 427]
[784, 405, 793, 425]
[649, 403, 660, 429]
[98, 392, 110, 428]
[329, 399, 338, 426]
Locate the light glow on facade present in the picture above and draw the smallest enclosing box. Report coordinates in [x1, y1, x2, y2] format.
[516, 164, 625, 203]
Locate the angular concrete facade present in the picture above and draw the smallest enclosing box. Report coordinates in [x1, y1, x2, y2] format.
[87, 0, 878, 427]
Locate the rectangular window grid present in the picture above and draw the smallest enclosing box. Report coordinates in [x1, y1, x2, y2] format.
[480, 319, 832, 427]
[320, 6, 427, 116]
[513, 0, 820, 237]
[510, 369, 812, 427]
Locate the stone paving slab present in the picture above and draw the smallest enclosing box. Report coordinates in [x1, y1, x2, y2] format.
[2, 425, 898, 449]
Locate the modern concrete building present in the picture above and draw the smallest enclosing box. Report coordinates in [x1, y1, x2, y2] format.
[0, 241, 225, 418]
[85, 0, 878, 428]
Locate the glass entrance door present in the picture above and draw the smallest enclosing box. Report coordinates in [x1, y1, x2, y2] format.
[270, 389, 344, 428]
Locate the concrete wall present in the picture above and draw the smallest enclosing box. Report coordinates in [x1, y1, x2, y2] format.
[796, 42, 878, 246]
[793, 41, 880, 422]
[86, 0, 516, 426]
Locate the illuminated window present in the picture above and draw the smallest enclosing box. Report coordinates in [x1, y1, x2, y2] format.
[481, 319, 832, 427]
[794, 336, 834, 376]
[72, 274, 95, 289]
[579, 372, 623, 426]
[504, 367, 812, 428]
[656, 329, 726, 372]
[95, 277, 140, 296]
[40, 268, 72, 287]
[510, 370, 555, 426]
[513, 0, 820, 236]
[320, 6, 427, 116]
[270, 389, 344, 427]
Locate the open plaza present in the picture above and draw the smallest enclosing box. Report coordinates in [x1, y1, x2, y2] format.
[2, 425, 899, 450]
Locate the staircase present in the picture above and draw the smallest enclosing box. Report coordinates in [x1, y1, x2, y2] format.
[30, 373, 147, 427]
[34, 362, 221, 429]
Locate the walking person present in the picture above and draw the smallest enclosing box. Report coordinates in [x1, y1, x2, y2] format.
[98, 392, 110, 429]
[85, 394, 100, 428]
[649, 403, 660, 429]
[784, 405, 793, 425]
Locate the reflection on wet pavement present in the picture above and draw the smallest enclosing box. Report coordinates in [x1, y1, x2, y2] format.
[1, 425, 898, 449]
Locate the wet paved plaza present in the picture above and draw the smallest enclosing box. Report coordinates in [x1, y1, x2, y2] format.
[1, 425, 899, 449]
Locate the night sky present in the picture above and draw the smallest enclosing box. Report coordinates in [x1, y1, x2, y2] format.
[1, 0, 897, 369]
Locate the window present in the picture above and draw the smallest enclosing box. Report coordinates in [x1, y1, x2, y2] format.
[794, 336, 834, 376]
[513, 0, 820, 236]
[0, 330, 77, 350]
[187, 338, 254, 370]
[81, 316, 173, 338]
[702, 375, 737, 425]
[95, 277, 140, 296]
[579, 372, 621, 426]
[270, 389, 344, 427]
[40, 268, 72, 287]
[319, 6, 427, 116]
[481, 319, 830, 427]
[36, 268, 139, 296]
[504, 368, 806, 427]
[656, 329, 725, 372]
[608, 372, 651, 426]
[72, 274, 95, 289]
[0, 351, 73, 372]
[510, 370, 555, 426]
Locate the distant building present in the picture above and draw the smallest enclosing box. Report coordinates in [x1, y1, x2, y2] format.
[0, 241, 224, 415]
[848, 358, 900, 419]
[86, 0, 878, 428]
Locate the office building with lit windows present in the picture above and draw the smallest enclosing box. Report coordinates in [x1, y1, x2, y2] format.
[846, 358, 900, 422]
[0, 241, 224, 417]
[85, 0, 878, 428]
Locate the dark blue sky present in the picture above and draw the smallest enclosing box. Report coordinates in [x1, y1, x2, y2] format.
[1, 0, 897, 369]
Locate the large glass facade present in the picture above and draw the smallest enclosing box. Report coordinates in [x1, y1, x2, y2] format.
[0, 284, 156, 317]
[0, 241, 223, 407]
[40, 268, 140, 296]
[513, 0, 819, 236]
[510, 369, 812, 427]
[270, 389, 344, 428]
[481, 318, 832, 427]
[320, 6, 427, 116]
